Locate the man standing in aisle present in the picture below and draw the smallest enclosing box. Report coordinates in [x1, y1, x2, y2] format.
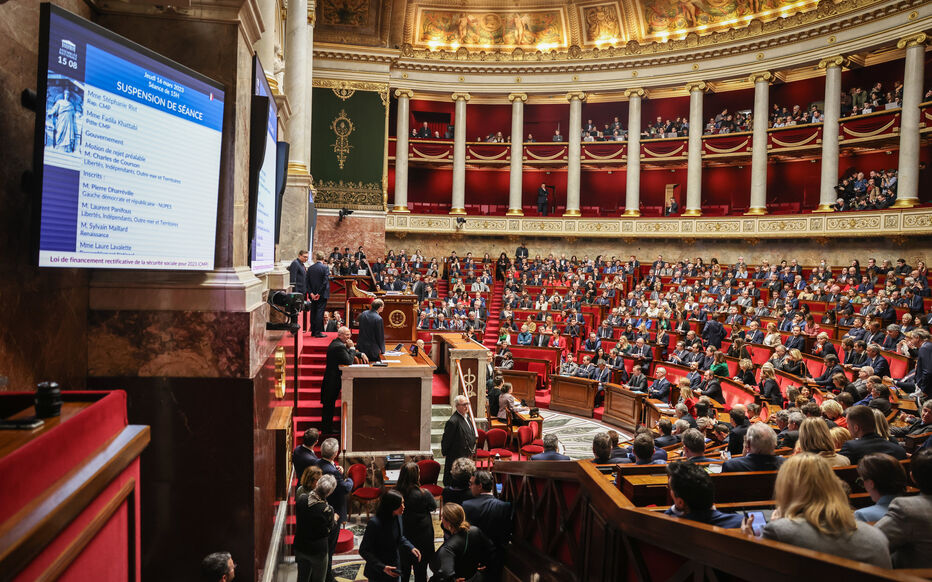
[321, 327, 366, 433]
[441, 395, 477, 485]
[307, 251, 330, 338]
[288, 250, 309, 296]
[357, 298, 386, 362]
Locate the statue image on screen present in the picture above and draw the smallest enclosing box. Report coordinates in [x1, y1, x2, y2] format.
[45, 76, 84, 157]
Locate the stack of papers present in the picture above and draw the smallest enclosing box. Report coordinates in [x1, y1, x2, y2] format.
[384, 351, 405, 356]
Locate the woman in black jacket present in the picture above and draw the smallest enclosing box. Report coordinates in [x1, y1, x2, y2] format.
[758, 363, 784, 406]
[360, 490, 422, 581]
[396, 463, 437, 582]
[294, 474, 338, 582]
[430, 503, 497, 582]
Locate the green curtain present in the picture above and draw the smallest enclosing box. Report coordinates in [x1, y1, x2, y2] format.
[311, 83, 387, 210]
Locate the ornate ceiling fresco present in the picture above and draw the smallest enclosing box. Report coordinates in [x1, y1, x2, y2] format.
[313, 0, 824, 49]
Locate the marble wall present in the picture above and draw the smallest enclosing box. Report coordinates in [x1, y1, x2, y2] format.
[315, 212, 387, 259]
[0, 0, 93, 392]
[386, 232, 932, 267]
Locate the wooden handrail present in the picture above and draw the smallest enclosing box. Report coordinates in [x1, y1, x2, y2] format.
[494, 460, 923, 582]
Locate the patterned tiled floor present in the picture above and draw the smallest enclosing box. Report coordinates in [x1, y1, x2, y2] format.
[280, 408, 628, 581]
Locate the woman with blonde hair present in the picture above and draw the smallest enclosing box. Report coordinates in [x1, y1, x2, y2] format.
[763, 322, 782, 348]
[872, 408, 893, 441]
[431, 503, 497, 582]
[616, 335, 632, 354]
[678, 380, 697, 417]
[830, 426, 852, 449]
[795, 418, 850, 467]
[745, 454, 891, 567]
[758, 363, 782, 406]
[782, 348, 806, 377]
[820, 400, 845, 427]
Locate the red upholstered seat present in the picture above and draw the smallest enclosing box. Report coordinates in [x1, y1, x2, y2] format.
[422, 484, 443, 497]
[349, 463, 382, 518]
[475, 429, 492, 458]
[485, 428, 515, 460]
[335, 528, 354, 553]
[416, 459, 443, 500]
[529, 419, 544, 447]
[517, 426, 544, 459]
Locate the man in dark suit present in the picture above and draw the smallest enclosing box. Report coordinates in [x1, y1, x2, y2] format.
[515, 243, 529, 263]
[356, 298, 385, 362]
[530, 434, 571, 460]
[537, 183, 549, 216]
[441, 395, 477, 485]
[681, 429, 717, 463]
[699, 370, 725, 405]
[317, 438, 354, 523]
[649, 367, 672, 403]
[654, 419, 679, 448]
[726, 408, 751, 457]
[306, 251, 331, 337]
[783, 326, 806, 352]
[463, 471, 513, 562]
[631, 337, 653, 365]
[288, 250, 309, 296]
[864, 344, 891, 379]
[914, 329, 932, 399]
[702, 319, 726, 349]
[839, 405, 907, 464]
[625, 365, 648, 393]
[321, 326, 365, 433]
[292, 428, 320, 482]
[722, 423, 785, 472]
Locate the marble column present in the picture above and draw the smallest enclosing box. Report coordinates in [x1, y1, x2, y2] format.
[254, 0, 278, 90]
[893, 33, 928, 208]
[393, 89, 413, 212]
[684, 81, 706, 216]
[450, 92, 469, 215]
[816, 56, 846, 212]
[565, 91, 586, 217]
[747, 72, 772, 215]
[284, 0, 309, 174]
[305, 2, 315, 166]
[624, 88, 646, 217]
[507, 93, 527, 216]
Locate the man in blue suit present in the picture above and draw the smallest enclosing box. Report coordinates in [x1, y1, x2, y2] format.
[463, 471, 513, 579]
[288, 250, 309, 296]
[317, 437, 354, 580]
[649, 367, 672, 403]
[702, 319, 726, 349]
[530, 434, 571, 460]
[307, 251, 331, 337]
[357, 298, 386, 362]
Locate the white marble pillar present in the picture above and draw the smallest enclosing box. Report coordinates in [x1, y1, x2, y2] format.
[747, 72, 772, 215]
[254, 0, 278, 90]
[305, 2, 315, 165]
[507, 93, 527, 216]
[450, 92, 469, 215]
[817, 56, 846, 212]
[624, 88, 646, 217]
[565, 91, 586, 216]
[893, 33, 928, 208]
[284, 0, 309, 174]
[393, 89, 413, 212]
[684, 81, 706, 216]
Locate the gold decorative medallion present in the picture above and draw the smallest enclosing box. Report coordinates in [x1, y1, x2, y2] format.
[388, 309, 407, 328]
[273, 346, 287, 399]
[331, 109, 354, 169]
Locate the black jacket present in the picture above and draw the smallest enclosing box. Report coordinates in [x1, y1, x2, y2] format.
[360, 514, 416, 581]
[429, 526, 498, 582]
[839, 433, 907, 465]
[462, 494, 513, 549]
[322, 338, 356, 405]
[357, 309, 385, 361]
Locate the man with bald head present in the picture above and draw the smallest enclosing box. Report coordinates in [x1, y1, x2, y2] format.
[321, 326, 367, 433]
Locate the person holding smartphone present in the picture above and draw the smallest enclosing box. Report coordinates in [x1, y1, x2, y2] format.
[359, 490, 422, 580]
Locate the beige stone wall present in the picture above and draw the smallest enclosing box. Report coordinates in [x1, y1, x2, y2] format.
[386, 232, 932, 267]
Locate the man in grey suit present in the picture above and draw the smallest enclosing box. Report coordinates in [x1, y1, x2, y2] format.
[356, 298, 385, 362]
[876, 449, 932, 568]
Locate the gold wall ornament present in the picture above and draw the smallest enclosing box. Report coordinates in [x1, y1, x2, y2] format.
[897, 33, 929, 49]
[818, 55, 849, 69]
[685, 81, 707, 93]
[332, 86, 355, 101]
[508, 92, 528, 102]
[565, 91, 587, 102]
[748, 71, 773, 84]
[331, 109, 355, 169]
[273, 346, 287, 399]
[624, 87, 647, 99]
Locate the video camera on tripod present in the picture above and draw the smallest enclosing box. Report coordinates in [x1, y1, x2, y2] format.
[266, 290, 310, 333]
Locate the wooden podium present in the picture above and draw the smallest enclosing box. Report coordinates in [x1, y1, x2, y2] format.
[550, 375, 599, 417]
[432, 333, 490, 419]
[340, 347, 435, 455]
[346, 283, 417, 344]
[602, 384, 645, 432]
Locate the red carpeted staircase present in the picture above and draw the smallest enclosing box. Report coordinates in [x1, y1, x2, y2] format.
[481, 281, 504, 349]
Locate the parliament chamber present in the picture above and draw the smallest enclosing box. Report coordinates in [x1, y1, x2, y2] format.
[2, 0, 932, 580]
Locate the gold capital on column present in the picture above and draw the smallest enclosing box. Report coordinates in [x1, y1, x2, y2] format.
[748, 71, 773, 84]
[565, 91, 587, 102]
[817, 55, 849, 70]
[624, 87, 646, 99]
[394, 88, 414, 99]
[897, 32, 929, 49]
[684, 81, 707, 93]
[307, 0, 316, 25]
[451, 92, 471, 102]
[508, 93, 528, 103]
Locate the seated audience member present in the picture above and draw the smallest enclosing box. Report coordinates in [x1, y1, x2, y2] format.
[722, 422, 785, 472]
[745, 453, 891, 568]
[665, 461, 743, 528]
[441, 457, 476, 506]
[530, 434, 571, 460]
[855, 453, 907, 523]
[875, 449, 932, 568]
[592, 432, 628, 464]
[497, 383, 529, 426]
[831, 426, 853, 449]
[631, 433, 665, 465]
[608, 430, 627, 460]
[681, 428, 717, 463]
[654, 419, 680, 448]
[839, 405, 907, 464]
[796, 418, 850, 467]
[726, 407, 751, 458]
[891, 399, 932, 438]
